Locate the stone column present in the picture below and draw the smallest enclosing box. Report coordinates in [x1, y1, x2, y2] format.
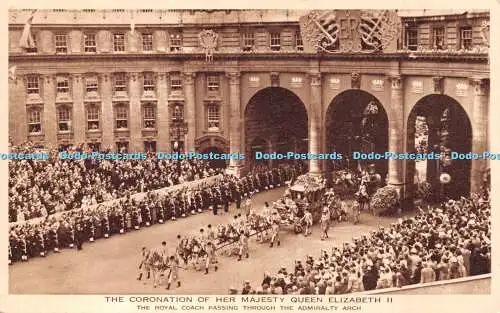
[154, 30, 167, 52]
[100, 73, 114, 150]
[69, 31, 82, 54]
[183, 72, 196, 152]
[388, 75, 405, 192]
[129, 72, 142, 152]
[127, 31, 139, 53]
[97, 30, 112, 53]
[227, 72, 243, 176]
[308, 72, 323, 176]
[42, 75, 57, 147]
[156, 73, 170, 152]
[9, 77, 27, 144]
[470, 78, 490, 194]
[71, 74, 86, 144]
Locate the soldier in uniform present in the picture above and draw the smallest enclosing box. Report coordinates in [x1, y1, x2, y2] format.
[204, 241, 218, 274]
[237, 230, 250, 261]
[222, 187, 230, 213]
[234, 185, 242, 209]
[320, 207, 331, 240]
[302, 208, 313, 237]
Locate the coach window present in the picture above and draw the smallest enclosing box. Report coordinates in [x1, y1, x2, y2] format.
[115, 103, 129, 129]
[27, 108, 42, 134]
[143, 104, 156, 129]
[87, 104, 100, 130]
[57, 106, 72, 132]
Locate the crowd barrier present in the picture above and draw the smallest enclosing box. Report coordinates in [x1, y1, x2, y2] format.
[9, 174, 223, 228]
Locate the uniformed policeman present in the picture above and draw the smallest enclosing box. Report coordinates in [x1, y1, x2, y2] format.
[137, 246, 151, 282]
[166, 255, 181, 289]
[237, 230, 250, 261]
[204, 241, 219, 274]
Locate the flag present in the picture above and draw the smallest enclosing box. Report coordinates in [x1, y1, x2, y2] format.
[19, 10, 37, 49]
[8, 66, 17, 81]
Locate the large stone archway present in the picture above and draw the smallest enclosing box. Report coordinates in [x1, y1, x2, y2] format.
[406, 94, 472, 200]
[244, 87, 308, 170]
[325, 89, 389, 179]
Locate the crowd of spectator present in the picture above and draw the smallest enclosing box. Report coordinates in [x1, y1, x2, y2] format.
[239, 193, 491, 294]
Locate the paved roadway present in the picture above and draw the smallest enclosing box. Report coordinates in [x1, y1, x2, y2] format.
[9, 187, 403, 294]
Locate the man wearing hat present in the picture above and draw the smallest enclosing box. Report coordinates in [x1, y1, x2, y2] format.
[204, 241, 218, 274]
[320, 206, 331, 240]
[270, 219, 281, 248]
[241, 280, 252, 294]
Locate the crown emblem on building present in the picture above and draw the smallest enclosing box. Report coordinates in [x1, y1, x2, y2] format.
[198, 30, 218, 62]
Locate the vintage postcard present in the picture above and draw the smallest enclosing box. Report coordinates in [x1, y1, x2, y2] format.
[1, 0, 498, 313]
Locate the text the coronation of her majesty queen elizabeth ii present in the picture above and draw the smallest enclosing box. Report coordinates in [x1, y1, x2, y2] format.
[104, 295, 393, 312]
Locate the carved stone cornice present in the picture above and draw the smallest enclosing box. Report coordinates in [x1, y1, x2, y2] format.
[469, 78, 489, 96]
[183, 72, 196, 85]
[42, 74, 55, 84]
[389, 75, 402, 90]
[154, 73, 167, 81]
[99, 73, 110, 83]
[71, 74, 83, 84]
[129, 72, 139, 82]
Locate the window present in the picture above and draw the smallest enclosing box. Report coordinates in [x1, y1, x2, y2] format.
[113, 33, 125, 52]
[460, 26, 473, 50]
[26, 76, 40, 94]
[432, 27, 445, 50]
[172, 103, 184, 121]
[144, 141, 156, 152]
[87, 105, 100, 130]
[295, 31, 304, 51]
[405, 28, 418, 51]
[270, 32, 281, 51]
[86, 77, 99, 93]
[55, 33, 68, 53]
[207, 75, 219, 92]
[26, 35, 37, 53]
[56, 77, 70, 94]
[115, 104, 128, 129]
[170, 75, 182, 91]
[143, 105, 156, 129]
[207, 103, 220, 131]
[143, 73, 155, 92]
[116, 142, 128, 153]
[142, 33, 153, 51]
[84, 33, 97, 53]
[242, 32, 254, 51]
[114, 73, 127, 93]
[57, 106, 71, 132]
[169, 33, 182, 52]
[28, 109, 42, 133]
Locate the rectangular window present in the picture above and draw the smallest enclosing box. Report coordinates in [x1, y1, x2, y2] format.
[113, 33, 125, 52]
[144, 141, 156, 152]
[295, 32, 304, 51]
[28, 109, 42, 133]
[143, 73, 155, 92]
[432, 27, 445, 50]
[207, 103, 220, 131]
[115, 105, 128, 129]
[116, 142, 128, 153]
[142, 33, 153, 51]
[270, 32, 281, 51]
[405, 28, 418, 51]
[242, 32, 255, 51]
[86, 77, 99, 93]
[57, 106, 71, 132]
[87, 105, 100, 130]
[169, 33, 182, 52]
[460, 26, 473, 50]
[26, 76, 40, 94]
[55, 33, 68, 53]
[170, 75, 182, 91]
[143, 105, 156, 129]
[84, 33, 97, 53]
[207, 75, 219, 92]
[56, 77, 70, 94]
[172, 103, 184, 121]
[114, 73, 127, 93]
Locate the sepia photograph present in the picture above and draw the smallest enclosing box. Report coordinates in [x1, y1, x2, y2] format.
[5, 6, 492, 303]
